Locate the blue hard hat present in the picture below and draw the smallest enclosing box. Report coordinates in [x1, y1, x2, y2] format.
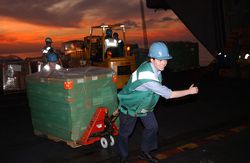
[148, 42, 172, 60]
[47, 52, 58, 62]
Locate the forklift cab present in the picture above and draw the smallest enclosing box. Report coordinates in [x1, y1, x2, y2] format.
[87, 24, 128, 62]
[86, 24, 136, 89]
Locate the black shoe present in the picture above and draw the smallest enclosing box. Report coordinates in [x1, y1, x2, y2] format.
[120, 157, 129, 163]
[138, 151, 159, 163]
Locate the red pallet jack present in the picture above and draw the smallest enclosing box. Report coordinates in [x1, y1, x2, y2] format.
[78, 107, 119, 148]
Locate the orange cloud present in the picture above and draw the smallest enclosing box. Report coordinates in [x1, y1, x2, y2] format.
[0, 9, 197, 56]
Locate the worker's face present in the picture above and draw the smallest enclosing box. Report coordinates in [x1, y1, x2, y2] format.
[151, 58, 168, 71]
[46, 42, 52, 46]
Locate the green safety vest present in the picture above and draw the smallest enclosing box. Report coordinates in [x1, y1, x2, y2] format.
[118, 61, 162, 117]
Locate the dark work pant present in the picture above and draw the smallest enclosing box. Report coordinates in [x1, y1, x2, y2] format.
[117, 112, 158, 158]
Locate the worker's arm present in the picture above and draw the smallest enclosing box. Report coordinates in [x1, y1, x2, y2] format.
[169, 84, 198, 99]
[136, 82, 198, 99]
[135, 81, 172, 99]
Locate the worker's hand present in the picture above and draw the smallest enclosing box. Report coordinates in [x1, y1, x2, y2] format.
[113, 109, 120, 116]
[189, 84, 198, 94]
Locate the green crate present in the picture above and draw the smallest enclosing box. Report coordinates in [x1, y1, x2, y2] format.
[26, 67, 117, 142]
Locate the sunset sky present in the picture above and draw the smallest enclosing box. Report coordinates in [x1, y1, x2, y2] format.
[0, 0, 213, 65]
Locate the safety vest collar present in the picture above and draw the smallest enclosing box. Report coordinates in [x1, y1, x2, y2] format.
[131, 70, 159, 83]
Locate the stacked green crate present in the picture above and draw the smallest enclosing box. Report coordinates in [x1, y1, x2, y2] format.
[167, 41, 199, 72]
[26, 67, 117, 142]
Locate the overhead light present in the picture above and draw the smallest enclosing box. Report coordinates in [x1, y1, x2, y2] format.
[101, 25, 108, 28]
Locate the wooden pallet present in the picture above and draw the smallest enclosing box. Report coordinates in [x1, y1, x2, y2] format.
[34, 130, 82, 148]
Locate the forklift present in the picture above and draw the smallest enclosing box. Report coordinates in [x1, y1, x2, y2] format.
[61, 24, 137, 89]
[84, 24, 137, 89]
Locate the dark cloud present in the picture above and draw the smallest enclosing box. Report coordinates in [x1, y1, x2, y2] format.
[0, 0, 85, 27]
[144, 15, 179, 29]
[0, 0, 141, 27]
[161, 16, 179, 22]
[122, 20, 139, 28]
[99, 20, 139, 29]
[84, 0, 141, 19]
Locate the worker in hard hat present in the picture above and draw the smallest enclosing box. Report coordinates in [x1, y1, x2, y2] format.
[104, 29, 118, 58]
[116, 41, 199, 163]
[42, 51, 62, 71]
[42, 37, 54, 63]
[113, 32, 124, 57]
[41, 37, 62, 71]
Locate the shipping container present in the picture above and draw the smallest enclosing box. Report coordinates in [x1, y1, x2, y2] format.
[26, 67, 118, 147]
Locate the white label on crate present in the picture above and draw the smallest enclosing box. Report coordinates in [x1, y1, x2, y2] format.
[92, 76, 98, 80]
[77, 79, 84, 83]
[40, 78, 45, 82]
[107, 73, 112, 78]
[11, 64, 21, 71]
[96, 124, 102, 128]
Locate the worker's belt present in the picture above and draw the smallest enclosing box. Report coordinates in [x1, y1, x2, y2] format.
[120, 105, 150, 117]
[120, 105, 129, 114]
[120, 105, 136, 117]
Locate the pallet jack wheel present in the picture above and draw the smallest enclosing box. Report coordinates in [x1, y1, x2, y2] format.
[100, 135, 115, 148]
[109, 135, 115, 146]
[100, 137, 109, 149]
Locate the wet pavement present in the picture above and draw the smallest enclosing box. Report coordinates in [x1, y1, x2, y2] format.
[1, 67, 250, 163]
[100, 119, 250, 163]
[159, 125, 250, 163]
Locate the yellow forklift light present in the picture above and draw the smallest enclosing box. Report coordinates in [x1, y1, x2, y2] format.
[126, 46, 131, 51]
